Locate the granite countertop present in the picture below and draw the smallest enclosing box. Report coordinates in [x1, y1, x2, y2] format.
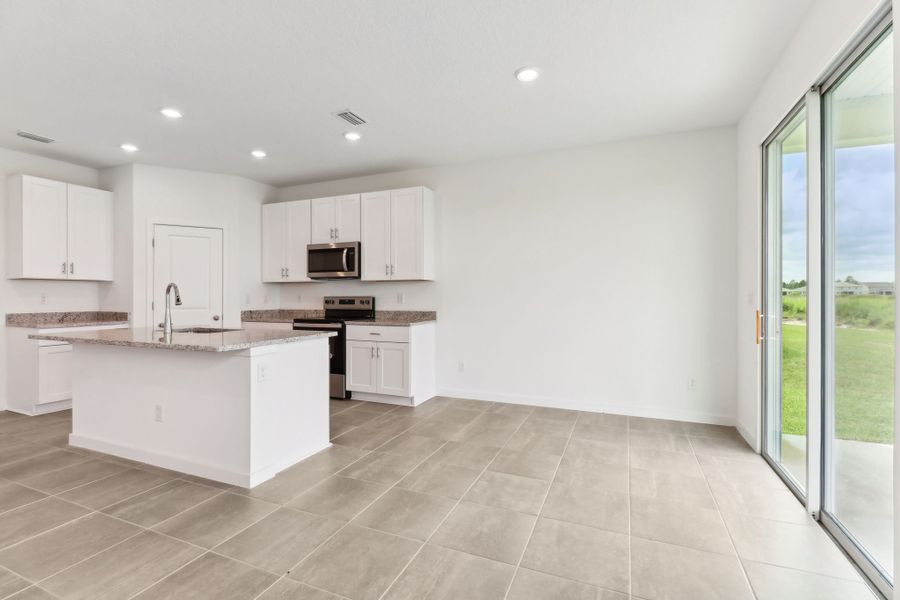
[29, 327, 335, 353]
[241, 309, 436, 326]
[7, 311, 130, 329]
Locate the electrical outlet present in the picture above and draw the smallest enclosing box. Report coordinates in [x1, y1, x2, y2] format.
[263, 294, 269, 305]
[297, 294, 302, 303]
[257, 364, 269, 383]
[687, 377, 697, 391]
[154, 405, 163, 422]
[397, 292, 405, 304]
[458, 361, 465, 373]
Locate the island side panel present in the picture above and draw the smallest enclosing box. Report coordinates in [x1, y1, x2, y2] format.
[248, 338, 330, 486]
[69, 344, 253, 485]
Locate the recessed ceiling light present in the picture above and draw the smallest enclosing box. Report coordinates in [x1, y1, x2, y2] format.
[344, 131, 361, 142]
[120, 143, 139, 152]
[251, 149, 267, 158]
[159, 107, 183, 119]
[514, 67, 540, 83]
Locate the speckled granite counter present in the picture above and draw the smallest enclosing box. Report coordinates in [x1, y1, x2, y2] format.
[30, 327, 334, 352]
[242, 309, 436, 326]
[7, 311, 129, 328]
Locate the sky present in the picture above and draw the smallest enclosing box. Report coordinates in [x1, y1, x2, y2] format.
[782, 143, 895, 284]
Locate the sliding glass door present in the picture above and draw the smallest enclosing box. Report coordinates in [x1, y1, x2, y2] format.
[762, 106, 809, 496]
[822, 24, 894, 593]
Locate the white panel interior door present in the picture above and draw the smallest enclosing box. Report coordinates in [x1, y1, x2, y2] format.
[334, 194, 361, 242]
[310, 197, 335, 243]
[23, 176, 68, 278]
[67, 184, 113, 280]
[152, 225, 224, 329]
[360, 191, 391, 280]
[261, 203, 287, 282]
[390, 187, 423, 280]
[286, 200, 311, 281]
[377, 342, 409, 396]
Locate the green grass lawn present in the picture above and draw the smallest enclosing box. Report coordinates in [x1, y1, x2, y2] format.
[781, 323, 894, 443]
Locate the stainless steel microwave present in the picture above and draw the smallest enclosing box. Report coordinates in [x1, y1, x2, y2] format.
[307, 242, 360, 279]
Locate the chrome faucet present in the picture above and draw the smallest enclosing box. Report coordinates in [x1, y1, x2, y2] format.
[163, 283, 182, 335]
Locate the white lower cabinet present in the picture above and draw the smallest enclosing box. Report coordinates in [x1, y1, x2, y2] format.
[346, 323, 434, 405]
[6, 323, 128, 415]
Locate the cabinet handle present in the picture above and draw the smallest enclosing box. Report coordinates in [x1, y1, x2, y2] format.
[376, 346, 380, 358]
[61, 262, 67, 275]
[70, 262, 74, 275]
[370, 346, 375, 358]
[385, 264, 389, 276]
[390, 264, 394, 275]
[285, 267, 290, 278]
[335, 228, 339, 239]
[280, 268, 284, 277]
[330, 227, 335, 239]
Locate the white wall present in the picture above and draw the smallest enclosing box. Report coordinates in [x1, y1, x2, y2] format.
[0, 147, 103, 409]
[276, 127, 738, 424]
[99, 164, 277, 329]
[735, 0, 884, 449]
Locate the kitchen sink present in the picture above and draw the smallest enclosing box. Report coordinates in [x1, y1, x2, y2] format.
[172, 327, 242, 334]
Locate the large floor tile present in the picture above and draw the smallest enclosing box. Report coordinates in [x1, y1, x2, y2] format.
[431, 502, 535, 565]
[577, 412, 628, 430]
[506, 568, 627, 600]
[630, 536, 753, 600]
[542, 481, 628, 533]
[724, 514, 862, 580]
[21, 459, 126, 495]
[520, 517, 628, 592]
[6, 586, 57, 599]
[529, 407, 579, 424]
[215, 508, 343, 574]
[288, 476, 388, 520]
[0, 497, 89, 549]
[464, 471, 549, 515]
[353, 488, 455, 541]
[629, 447, 703, 478]
[398, 458, 482, 499]
[403, 418, 470, 441]
[571, 422, 629, 444]
[383, 544, 514, 600]
[331, 419, 416, 451]
[0, 481, 46, 514]
[0, 439, 56, 468]
[488, 449, 559, 481]
[629, 467, 716, 509]
[134, 552, 277, 600]
[553, 458, 629, 494]
[629, 431, 693, 454]
[102, 480, 222, 527]
[257, 579, 344, 599]
[154, 492, 277, 548]
[709, 480, 812, 525]
[697, 454, 786, 491]
[518, 417, 575, 437]
[59, 469, 171, 510]
[375, 433, 445, 459]
[337, 451, 423, 485]
[0, 449, 88, 482]
[428, 441, 501, 471]
[628, 417, 688, 434]
[0, 566, 30, 599]
[563, 439, 627, 466]
[0, 513, 139, 581]
[688, 435, 756, 460]
[743, 560, 876, 600]
[631, 495, 733, 554]
[504, 430, 570, 456]
[290, 525, 421, 600]
[430, 407, 484, 426]
[40, 530, 203, 600]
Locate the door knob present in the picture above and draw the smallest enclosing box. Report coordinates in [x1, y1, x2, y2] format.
[212, 315, 220, 321]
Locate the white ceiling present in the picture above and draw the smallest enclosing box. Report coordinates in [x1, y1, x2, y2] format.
[0, 0, 815, 186]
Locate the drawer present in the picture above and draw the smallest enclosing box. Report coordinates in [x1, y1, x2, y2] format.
[346, 325, 409, 343]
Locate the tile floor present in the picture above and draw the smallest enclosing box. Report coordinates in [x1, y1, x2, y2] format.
[0, 398, 879, 600]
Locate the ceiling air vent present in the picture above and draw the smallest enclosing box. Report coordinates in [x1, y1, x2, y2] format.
[334, 110, 367, 126]
[16, 130, 55, 144]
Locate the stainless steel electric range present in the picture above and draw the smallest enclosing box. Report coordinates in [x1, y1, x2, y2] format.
[292, 296, 375, 399]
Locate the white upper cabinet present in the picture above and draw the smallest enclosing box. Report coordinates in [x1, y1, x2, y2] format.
[361, 187, 434, 281]
[66, 184, 113, 280]
[262, 200, 312, 282]
[310, 194, 361, 243]
[6, 175, 113, 281]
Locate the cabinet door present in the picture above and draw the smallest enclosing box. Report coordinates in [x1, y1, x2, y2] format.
[390, 187, 423, 280]
[310, 197, 336, 243]
[346, 341, 378, 393]
[285, 200, 311, 281]
[22, 176, 68, 279]
[261, 203, 287, 282]
[38, 344, 73, 404]
[66, 184, 113, 280]
[334, 194, 361, 242]
[377, 342, 410, 397]
[360, 191, 391, 280]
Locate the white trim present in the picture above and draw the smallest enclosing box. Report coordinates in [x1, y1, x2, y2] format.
[437, 388, 736, 426]
[69, 433, 330, 488]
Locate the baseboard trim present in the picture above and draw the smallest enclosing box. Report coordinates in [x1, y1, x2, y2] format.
[436, 388, 736, 426]
[69, 434, 330, 488]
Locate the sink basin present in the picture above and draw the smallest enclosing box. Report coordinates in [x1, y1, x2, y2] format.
[172, 327, 242, 334]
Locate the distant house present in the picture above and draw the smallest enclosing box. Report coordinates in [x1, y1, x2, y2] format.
[835, 281, 869, 295]
[862, 282, 894, 296]
[783, 286, 806, 296]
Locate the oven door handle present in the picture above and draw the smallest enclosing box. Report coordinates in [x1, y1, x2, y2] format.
[342, 248, 349, 272]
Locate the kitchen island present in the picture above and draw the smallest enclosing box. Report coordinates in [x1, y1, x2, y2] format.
[29, 327, 334, 488]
